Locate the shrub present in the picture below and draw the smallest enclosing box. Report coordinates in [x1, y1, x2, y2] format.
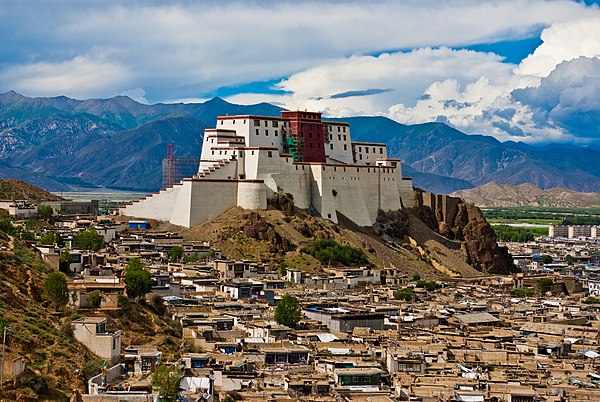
[150, 294, 167, 315]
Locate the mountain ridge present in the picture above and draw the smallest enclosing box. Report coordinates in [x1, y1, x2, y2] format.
[1, 91, 600, 193]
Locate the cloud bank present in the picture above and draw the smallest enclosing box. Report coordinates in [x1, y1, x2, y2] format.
[1, 1, 600, 142]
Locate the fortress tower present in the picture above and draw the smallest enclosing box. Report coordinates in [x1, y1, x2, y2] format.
[119, 110, 415, 228]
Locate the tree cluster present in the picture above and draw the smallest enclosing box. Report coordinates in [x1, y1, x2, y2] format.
[302, 238, 368, 266]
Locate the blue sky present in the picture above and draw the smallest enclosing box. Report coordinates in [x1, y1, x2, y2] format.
[1, 0, 600, 143]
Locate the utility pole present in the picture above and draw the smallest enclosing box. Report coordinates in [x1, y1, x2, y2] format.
[1, 325, 7, 385]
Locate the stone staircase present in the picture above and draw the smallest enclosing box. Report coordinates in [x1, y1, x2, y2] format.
[195, 158, 232, 178]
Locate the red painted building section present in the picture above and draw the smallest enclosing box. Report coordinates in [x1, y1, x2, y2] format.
[281, 111, 326, 163]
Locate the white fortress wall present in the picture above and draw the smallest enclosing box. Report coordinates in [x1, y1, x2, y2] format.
[119, 183, 182, 221]
[270, 162, 313, 209]
[171, 179, 240, 227]
[307, 163, 405, 226]
[237, 181, 267, 210]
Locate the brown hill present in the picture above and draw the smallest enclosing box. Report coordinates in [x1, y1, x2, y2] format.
[451, 182, 600, 208]
[0, 179, 63, 201]
[172, 192, 511, 278]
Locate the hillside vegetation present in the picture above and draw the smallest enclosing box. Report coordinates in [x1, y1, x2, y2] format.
[0, 236, 181, 401]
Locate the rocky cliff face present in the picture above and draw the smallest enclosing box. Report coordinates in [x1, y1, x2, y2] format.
[450, 202, 518, 274]
[374, 192, 518, 275]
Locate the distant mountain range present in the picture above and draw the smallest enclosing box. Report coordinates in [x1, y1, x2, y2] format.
[451, 182, 600, 208]
[2, 91, 600, 194]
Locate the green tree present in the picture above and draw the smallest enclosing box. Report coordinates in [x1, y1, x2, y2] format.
[45, 271, 69, 309]
[538, 278, 553, 294]
[60, 250, 72, 273]
[566, 255, 574, 265]
[513, 287, 535, 297]
[417, 280, 441, 292]
[394, 287, 415, 301]
[412, 274, 421, 281]
[541, 255, 554, 265]
[279, 261, 288, 277]
[88, 290, 102, 308]
[124, 257, 152, 301]
[274, 294, 302, 327]
[151, 364, 182, 402]
[169, 246, 183, 263]
[37, 205, 54, 219]
[0, 218, 15, 235]
[74, 227, 104, 251]
[39, 232, 56, 246]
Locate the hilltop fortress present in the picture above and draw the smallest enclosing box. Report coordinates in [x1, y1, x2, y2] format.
[120, 110, 417, 228]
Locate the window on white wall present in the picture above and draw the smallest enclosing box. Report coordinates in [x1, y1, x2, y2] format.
[344, 144, 347, 151]
[254, 119, 260, 126]
[265, 130, 269, 136]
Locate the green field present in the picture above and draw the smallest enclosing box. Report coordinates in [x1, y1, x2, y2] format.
[483, 206, 600, 226]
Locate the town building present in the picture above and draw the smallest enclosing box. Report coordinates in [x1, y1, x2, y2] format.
[72, 317, 122, 364]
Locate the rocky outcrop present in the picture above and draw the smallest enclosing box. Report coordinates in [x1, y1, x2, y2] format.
[373, 209, 410, 241]
[243, 211, 295, 254]
[375, 189, 518, 275]
[451, 203, 518, 274]
[267, 191, 296, 216]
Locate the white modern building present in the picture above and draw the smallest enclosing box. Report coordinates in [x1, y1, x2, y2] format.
[120, 111, 415, 228]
